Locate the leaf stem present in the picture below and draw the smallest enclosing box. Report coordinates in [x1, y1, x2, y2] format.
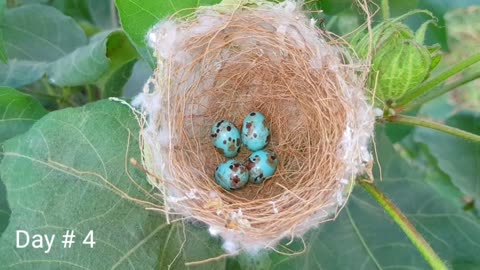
[85, 85, 96, 102]
[358, 181, 448, 270]
[403, 69, 480, 111]
[397, 53, 480, 107]
[381, 0, 390, 20]
[388, 114, 480, 143]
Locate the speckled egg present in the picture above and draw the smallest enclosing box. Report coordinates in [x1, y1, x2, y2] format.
[242, 112, 270, 151]
[246, 150, 279, 184]
[214, 160, 249, 191]
[211, 120, 241, 158]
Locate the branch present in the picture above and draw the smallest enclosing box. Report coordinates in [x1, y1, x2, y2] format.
[381, 0, 390, 20]
[402, 69, 480, 111]
[397, 53, 480, 107]
[359, 181, 448, 270]
[388, 115, 480, 144]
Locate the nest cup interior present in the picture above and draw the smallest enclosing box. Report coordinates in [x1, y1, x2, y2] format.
[149, 5, 357, 242]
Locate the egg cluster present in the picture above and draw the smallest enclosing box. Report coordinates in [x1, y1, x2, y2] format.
[212, 112, 279, 191]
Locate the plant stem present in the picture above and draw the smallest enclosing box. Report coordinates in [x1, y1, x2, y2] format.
[397, 52, 480, 107]
[388, 115, 480, 143]
[381, 0, 390, 20]
[85, 85, 96, 102]
[404, 69, 480, 111]
[359, 181, 448, 270]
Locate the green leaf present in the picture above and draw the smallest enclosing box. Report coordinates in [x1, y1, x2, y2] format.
[7, 0, 49, 6]
[0, 4, 87, 87]
[96, 31, 139, 98]
[46, 30, 137, 90]
[3, 4, 87, 61]
[0, 100, 226, 269]
[416, 0, 480, 49]
[325, 9, 361, 36]
[46, 35, 110, 87]
[0, 0, 7, 63]
[414, 111, 480, 210]
[100, 59, 136, 98]
[123, 59, 152, 98]
[51, 0, 93, 24]
[87, 0, 115, 29]
[115, 0, 221, 68]
[0, 86, 47, 143]
[0, 60, 46, 88]
[230, 128, 480, 269]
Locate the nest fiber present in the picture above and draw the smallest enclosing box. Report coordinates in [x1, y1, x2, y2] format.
[134, 0, 375, 254]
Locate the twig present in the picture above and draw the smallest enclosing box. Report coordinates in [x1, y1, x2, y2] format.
[359, 180, 448, 270]
[403, 69, 480, 111]
[381, 0, 390, 20]
[388, 114, 480, 144]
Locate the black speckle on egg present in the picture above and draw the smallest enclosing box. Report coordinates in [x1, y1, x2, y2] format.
[223, 140, 227, 144]
[216, 129, 220, 133]
[216, 166, 219, 171]
[216, 120, 224, 127]
[227, 126, 232, 131]
[228, 137, 232, 141]
[253, 133, 257, 138]
[229, 165, 233, 169]
[250, 112, 256, 116]
[271, 155, 276, 160]
[266, 134, 270, 143]
[211, 134, 217, 138]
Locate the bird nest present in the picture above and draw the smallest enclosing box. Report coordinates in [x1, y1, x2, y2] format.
[134, 0, 375, 254]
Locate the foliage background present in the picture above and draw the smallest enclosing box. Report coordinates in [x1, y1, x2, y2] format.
[0, 0, 479, 269]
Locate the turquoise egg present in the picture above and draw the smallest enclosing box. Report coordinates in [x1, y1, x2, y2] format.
[214, 160, 249, 190]
[246, 150, 279, 184]
[242, 112, 270, 151]
[211, 120, 241, 158]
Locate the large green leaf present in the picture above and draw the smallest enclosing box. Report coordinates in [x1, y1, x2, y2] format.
[47, 30, 137, 88]
[115, 0, 221, 68]
[0, 100, 226, 269]
[0, 86, 47, 238]
[0, 4, 87, 87]
[414, 111, 480, 210]
[227, 128, 480, 269]
[0, 86, 47, 143]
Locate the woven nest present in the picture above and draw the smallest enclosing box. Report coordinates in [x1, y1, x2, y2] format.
[134, 0, 375, 253]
